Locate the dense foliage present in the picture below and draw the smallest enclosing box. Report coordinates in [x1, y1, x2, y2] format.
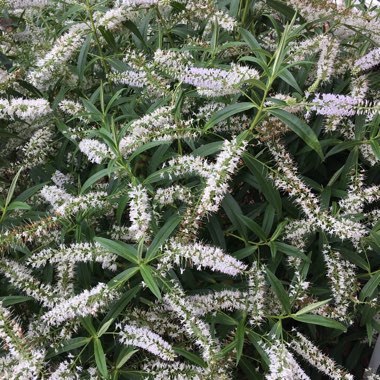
[0, 0, 380, 378]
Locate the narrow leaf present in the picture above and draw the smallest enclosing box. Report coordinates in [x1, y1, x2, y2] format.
[95, 237, 139, 264]
[295, 299, 332, 316]
[146, 214, 181, 260]
[292, 314, 347, 331]
[204, 103, 254, 131]
[269, 109, 324, 159]
[359, 272, 380, 301]
[140, 265, 161, 299]
[266, 269, 291, 314]
[94, 338, 108, 379]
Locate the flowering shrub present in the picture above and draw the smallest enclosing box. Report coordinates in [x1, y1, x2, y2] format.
[0, 0, 380, 378]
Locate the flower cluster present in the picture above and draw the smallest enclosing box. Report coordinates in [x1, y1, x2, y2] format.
[322, 245, 358, 321]
[119, 107, 195, 157]
[268, 141, 367, 246]
[0, 259, 58, 307]
[0, 97, 51, 122]
[40, 185, 108, 217]
[142, 360, 206, 380]
[180, 64, 260, 97]
[263, 339, 310, 380]
[127, 184, 153, 242]
[290, 331, 354, 380]
[79, 139, 115, 164]
[28, 24, 87, 89]
[163, 285, 223, 369]
[1, 0, 379, 377]
[353, 48, 380, 73]
[196, 137, 247, 215]
[27, 242, 117, 271]
[118, 322, 176, 361]
[159, 239, 247, 276]
[40, 283, 118, 327]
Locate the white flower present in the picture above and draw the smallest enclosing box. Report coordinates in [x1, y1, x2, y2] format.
[27, 242, 118, 271]
[79, 139, 115, 164]
[119, 107, 195, 157]
[263, 339, 310, 380]
[290, 331, 354, 380]
[0, 97, 51, 122]
[115, 0, 160, 6]
[40, 185, 108, 217]
[142, 360, 206, 380]
[247, 262, 267, 325]
[159, 239, 247, 276]
[185, 290, 247, 316]
[180, 64, 259, 97]
[127, 184, 153, 241]
[40, 283, 118, 327]
[109, 69, 148, 88]
[0, 259, 58, 307]
[28, 24, 87, 89]
[196, 137, 247, 215]
[163, 285, 220, 363]
[353, 48, 380, 73]
[7, 0, 51, 9]
[322, 245, 358, 321]
[155, 185, 193, 206]
[118, 322, 176, 361]
[21, 127, 54, 168]
[51, 170, 73, 188]
[95, 7, 129, 31]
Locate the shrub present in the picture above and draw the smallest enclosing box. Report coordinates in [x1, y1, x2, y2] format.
[0, 0, 380, 379]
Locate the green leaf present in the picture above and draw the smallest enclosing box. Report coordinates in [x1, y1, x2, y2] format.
[269, 109, 324, 159]
[266, 269, 291, 314]
[173, 347, 207, 368]
[129, 141, 171, 161]
[0, 295, 33, 306]
[124, 20, 148, 49]
[101, 286, 140, 325]
[15, 182, 47, 202]
[97, 318, 114, 338]
[247, 331, 270, 367]
[243, 154, 282, 216]
[81, 317, 97, 337]
[240, 28, 267, 63]
[77, 34, 92, 82]
[4, 167, 22, 211]
[239, 215, 267, 241]
[81, 168, 113, 194]
[266, 0, 296, 19]
[292, 314, 347, 331]
[274, 242, 310, 262]
[146, 214, 182, 260]
[204, 103, 254, 131]
[140, 265, 161, 299]
[116, 347, 139, 369]
[94, 338, 108, 379]
[359, 272, 380, 301]
[108, 267, 139, 288]
[46, 337, 91, 359]
[370, 139, 380, 160]
[325, 140, 362, 158]
[7, 201, 31, 211]
[235, 318, 245, 365]
[192, 141, 224, 157]
[222, 194, 247, 238]
[278, 68, 302, 93]
[95, 237, 139, 264]
[295, 299, 332, 315]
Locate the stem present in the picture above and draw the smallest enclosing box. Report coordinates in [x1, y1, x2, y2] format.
[85, 0, 109, 75]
